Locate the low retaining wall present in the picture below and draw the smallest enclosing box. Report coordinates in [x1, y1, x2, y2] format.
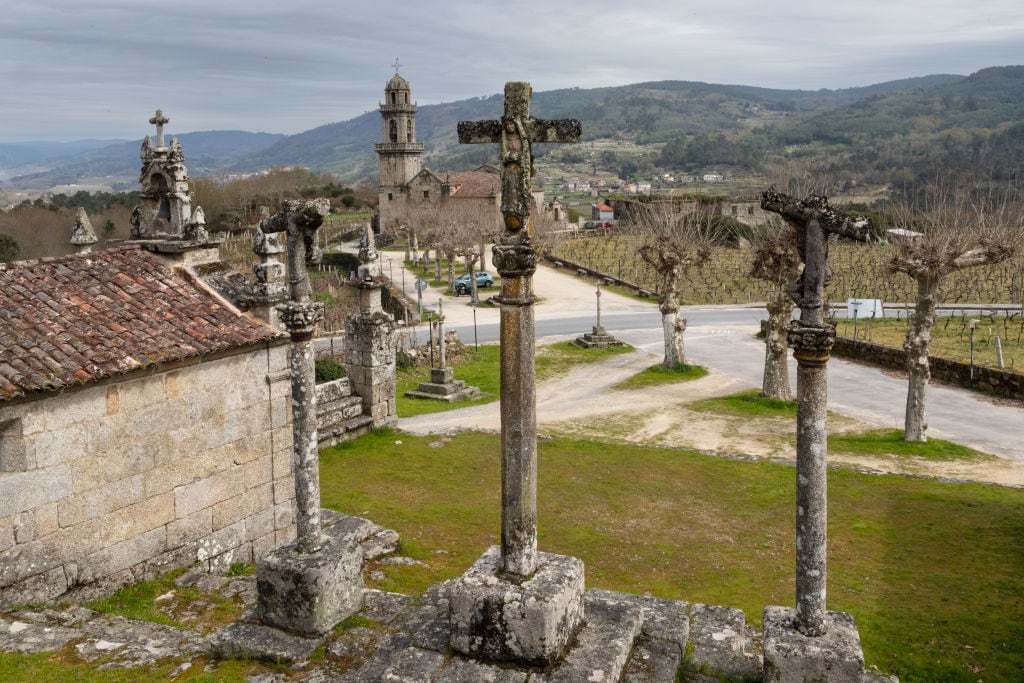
[832, 336, 1024, 401]
[543, 255, 655, 298]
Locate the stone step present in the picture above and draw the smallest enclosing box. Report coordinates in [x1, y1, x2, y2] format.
[317, 394, 365, 426]
[687, 602, 762, 680]
[535, 590, 644, 682]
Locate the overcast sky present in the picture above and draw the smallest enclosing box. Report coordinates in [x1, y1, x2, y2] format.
[2, 0, 1022, 143]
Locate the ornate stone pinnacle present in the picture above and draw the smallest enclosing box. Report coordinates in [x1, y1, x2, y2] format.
[787, 321, 836, 366]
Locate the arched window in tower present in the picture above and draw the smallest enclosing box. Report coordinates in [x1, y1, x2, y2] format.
[391, 92, 396, 105]
[155, 175, 171, 220]
[406, 120, 412, 142]
[389, 120, 398, 143]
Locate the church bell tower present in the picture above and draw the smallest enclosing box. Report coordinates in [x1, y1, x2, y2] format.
[375, 61, 424, 230]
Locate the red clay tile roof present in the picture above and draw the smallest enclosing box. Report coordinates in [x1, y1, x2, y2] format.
[0, 244, 282, 402]
[447, 171, 500, 199]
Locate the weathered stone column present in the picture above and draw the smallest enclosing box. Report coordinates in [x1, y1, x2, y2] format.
[437, 298, 446, 370]
[267, 199, 330, 553]
[448, 81, 585, 666]
[252, 199, 363, 638]
[760, 188, 871, 681]
[493, 233, 539, 575]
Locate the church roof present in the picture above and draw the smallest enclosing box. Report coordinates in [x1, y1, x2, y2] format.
[447, 171, 500, 199]
[0, 245, 282, 402]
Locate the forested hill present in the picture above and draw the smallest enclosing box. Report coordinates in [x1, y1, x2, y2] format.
[7, 66, 1023, 191]
[231, 67, 1023, 186]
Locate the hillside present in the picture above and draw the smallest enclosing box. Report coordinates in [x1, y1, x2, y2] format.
[5, 67, 1022, 193]
[4, 131, 286, 192]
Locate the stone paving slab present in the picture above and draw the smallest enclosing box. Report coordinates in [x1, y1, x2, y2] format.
[210, 620, 320, 664]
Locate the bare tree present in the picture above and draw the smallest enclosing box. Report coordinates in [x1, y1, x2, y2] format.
[749, 217, 802, 399]
[888, 181, 1022, 441]
[631, 201, 720, 368]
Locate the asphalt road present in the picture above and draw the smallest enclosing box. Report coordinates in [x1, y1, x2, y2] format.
[347, 249, 1024, 462]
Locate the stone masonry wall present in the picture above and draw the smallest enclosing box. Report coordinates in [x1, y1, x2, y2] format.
[832, 336, 1024, 401]
[0, 340, 296, 607]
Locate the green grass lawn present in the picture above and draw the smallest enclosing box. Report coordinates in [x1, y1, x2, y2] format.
[320, 429, 1024, 682]
[611, 362, 708, 390]
[396, 341, 634, 417]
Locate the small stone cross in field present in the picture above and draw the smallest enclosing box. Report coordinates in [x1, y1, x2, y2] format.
[149, 109, 170, 148]
[458, 81, 581, 577]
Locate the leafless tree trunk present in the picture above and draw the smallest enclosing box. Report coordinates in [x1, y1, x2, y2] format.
[632, 201, 718, 368]
[762, 289, 794, 399]
[903, 276, 939, 441]
[888, 180, 1021, 441]
[750, 219, 802, 400]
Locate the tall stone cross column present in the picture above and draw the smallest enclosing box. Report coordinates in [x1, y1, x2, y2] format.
[149, 109, 169, 147]
[448, 82, 584, 667]
[261, 198, 330, 554]
[458, 81, 582, 577]
[760, 189, 872, 655]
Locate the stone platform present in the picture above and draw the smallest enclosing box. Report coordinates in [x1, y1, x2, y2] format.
[405, 367, 481, 402]
[575, 325, 623, 348]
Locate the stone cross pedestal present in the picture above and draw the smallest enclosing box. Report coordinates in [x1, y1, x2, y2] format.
[759, 188, 872, 680]
[254, 199, 363, 637]
[576, 281, 622, 348]
[448, 81, 585, 665]
[405, 297, 479, 402]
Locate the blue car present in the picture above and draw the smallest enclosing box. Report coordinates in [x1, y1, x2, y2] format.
[454, 271, 494, 295]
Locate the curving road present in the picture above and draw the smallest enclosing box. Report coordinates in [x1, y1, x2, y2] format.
[375, 250, 1024, 462]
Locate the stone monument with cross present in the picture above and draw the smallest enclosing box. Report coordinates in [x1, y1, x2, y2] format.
[252, 199, 364, 637]
[129, 109, 216, 258]
[576, 281, 623, 348]
[405, 297, 481, 402]
[759, 188, 873, 682]
[447, 81, 585, 665]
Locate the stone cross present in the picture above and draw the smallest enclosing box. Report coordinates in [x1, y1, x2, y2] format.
[261, 199, 330, 554]
[595, 282, 603, 330]
[149, 109, 170, 148]
[437, 298, 446, 369]
[459, 81, 581, 577]
[760, 188, 871, 637]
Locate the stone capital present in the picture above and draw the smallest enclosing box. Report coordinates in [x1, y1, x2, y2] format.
[278, 300, 324, 336]
[787, 321, 835, 366]
[492, 241, 537, 279]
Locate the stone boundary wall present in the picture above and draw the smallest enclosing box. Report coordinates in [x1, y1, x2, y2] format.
[0, 340, 296, 607]
[832, 336, 1024, 401]
[543, 255, 655, 298]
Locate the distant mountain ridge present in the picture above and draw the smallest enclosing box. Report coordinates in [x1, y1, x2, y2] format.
[6, 67, 1024, 193]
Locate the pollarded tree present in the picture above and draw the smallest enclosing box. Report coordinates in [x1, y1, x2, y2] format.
[749, 217, 802, 400]
[888, 183, 1022, 441]
[631, 201, 720, 368]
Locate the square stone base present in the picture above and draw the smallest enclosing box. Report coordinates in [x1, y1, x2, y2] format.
[448, 546, 584, 666]
[255, 533, 364, 637]
[762, 606, 865, 683]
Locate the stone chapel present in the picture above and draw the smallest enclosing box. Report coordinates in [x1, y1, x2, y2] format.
[0, 115, 297, 607]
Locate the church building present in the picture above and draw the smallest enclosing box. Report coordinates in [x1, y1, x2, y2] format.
[374, 67, 546, 238]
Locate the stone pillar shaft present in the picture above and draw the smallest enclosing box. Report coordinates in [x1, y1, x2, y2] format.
[795, 360, 827, 635]
[789, 321, 834, 637]
[290, 332, 322, 553]
[498, 268, 538, 577]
